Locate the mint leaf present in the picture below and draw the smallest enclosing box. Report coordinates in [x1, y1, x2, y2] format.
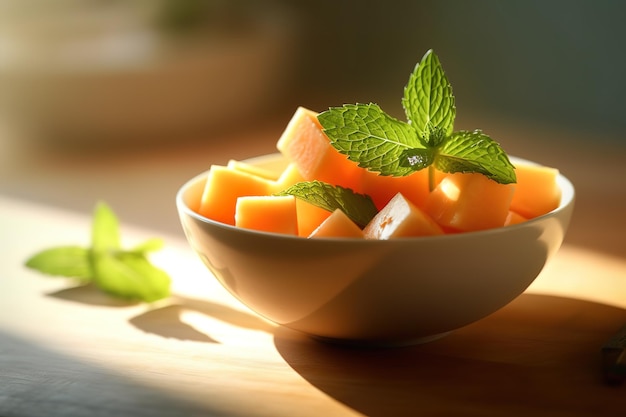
[24, 202, 171, 303]
[436, 130, 517, 183]
[25, 246, 92, 282]
[318, 49, 516, 188]
[93, 251, 171, 302]
[92, 201, 120, 253]
[276, 180, 378, 228]
[130, 238, 165, 254]
[317, 103, 422, 176]
[402, 49, 456, 138]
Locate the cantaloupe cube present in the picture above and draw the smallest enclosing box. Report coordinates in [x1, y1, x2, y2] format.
[198, 165, 274, 225]
[504, 210, 527, 226]
[510, 163, 561, 219]
[425, 172, 515, 232]
[267, 163, 306, 194]
[235, 195, 298, 235]
[276, 107, 363, 191]
[363, 193, 444, 239]
[227, 159, 280, 181]
[360, 168, 435, 211]
[295, 199, 332, 237]
[309, 209, 364, 238]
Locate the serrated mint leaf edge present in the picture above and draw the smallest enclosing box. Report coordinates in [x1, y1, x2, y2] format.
[317, 103, 423, 177]
[435, 130, 517, 184]
[276, 180, 378, 228]
[402, 49, 456, 138]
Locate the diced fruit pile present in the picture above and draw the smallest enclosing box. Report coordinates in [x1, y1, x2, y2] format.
[193, 107, 562, 239]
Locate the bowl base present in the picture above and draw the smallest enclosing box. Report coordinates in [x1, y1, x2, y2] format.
[309, 331, 452, 349]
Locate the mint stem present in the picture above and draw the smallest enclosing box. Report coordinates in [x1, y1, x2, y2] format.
[428, 165, 436, 192]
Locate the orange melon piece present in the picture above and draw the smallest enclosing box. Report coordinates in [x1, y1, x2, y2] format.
[276, 106, 363, 191]
[510, 163, 561, 219]
[309, 209, 364, 238]
[360, 168, 437, 211]
[235, 195, 298, 235]
[267, 163, 306, 194]
[227, 159, 280, 181]
[504, 210, 528, 226]
[425, 172, 515, 232]
[295, 199, 332, 237]
[363, 193, 444, 239]
[198, 165, 274, 225]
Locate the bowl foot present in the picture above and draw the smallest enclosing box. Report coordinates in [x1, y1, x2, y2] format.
[309, 331, 452, 348]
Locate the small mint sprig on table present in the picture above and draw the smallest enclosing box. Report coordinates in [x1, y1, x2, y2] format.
[317, 49, 517, 191]
[25, 202, 171, 302]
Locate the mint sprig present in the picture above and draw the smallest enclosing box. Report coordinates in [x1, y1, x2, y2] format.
[25, 202, 171, 302]
[276, 181, 378, 228]
[317, 49, 516, 189]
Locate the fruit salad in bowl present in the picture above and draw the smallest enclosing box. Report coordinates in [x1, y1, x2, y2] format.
[177, 50, 574, 345]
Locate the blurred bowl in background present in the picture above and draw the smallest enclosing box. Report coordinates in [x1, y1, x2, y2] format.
[0, 1, 296, 146]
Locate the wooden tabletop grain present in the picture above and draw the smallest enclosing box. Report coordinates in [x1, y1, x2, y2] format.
[1, 115, 625, 416]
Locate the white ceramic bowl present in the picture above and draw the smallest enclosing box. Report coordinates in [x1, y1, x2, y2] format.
[177, 154, 575, 346]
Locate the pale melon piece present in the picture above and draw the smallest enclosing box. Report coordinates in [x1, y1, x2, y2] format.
[267, 163, 306, 194]
[309, 209, 364, 239]
[504, 210, 528, 226]
[510, 163, 561, 219]
[425, 172, 515, 232]
[360, 168, 439, 211]
[276, 106, 363, 191]
[235, 195, 298, 235]
[295, 199, 332, 237]
[227, 159, 280, 181]
[198, 165, 274, 225]
[363, 193, 444, 239]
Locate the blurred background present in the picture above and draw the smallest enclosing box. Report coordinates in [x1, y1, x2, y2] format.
[1, 0, 625, 143]
[0, 0, 624, 256]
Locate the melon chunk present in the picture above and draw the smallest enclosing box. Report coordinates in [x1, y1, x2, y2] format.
[276, 106, 363, 191]
[504, 210, 527, 226]
[235, 195, 298, 235]
[363, 193, 444, 239]
[360, 168, 439, 211]
[198, 165, 274, 225]
[268, 163, 306, 194]
[309, 209, 364, 238]
[510, 163, 561, 219]
[425, 172, 515, 232]
[295, 199, 332, 237]
[227, 159, 280, 181]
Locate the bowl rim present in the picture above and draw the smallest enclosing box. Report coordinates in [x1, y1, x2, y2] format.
[176, 153, 575, 243]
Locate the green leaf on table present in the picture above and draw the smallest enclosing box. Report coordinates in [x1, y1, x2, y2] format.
[24, 202, 171, 303]
[24, 246, 92, 282]
[129, 238, 165, 254]
[93, 251, 171, 303]
[92, 201, 120, 253]
[276, 180, 378, 228]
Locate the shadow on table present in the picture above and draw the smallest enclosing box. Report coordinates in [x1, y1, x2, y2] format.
[273, 293, 626, 417]
[129, 296, 276, 343]
[0, 331, 214, 417]
[48, 283, 140, 307]
[47, 284, 275, 343]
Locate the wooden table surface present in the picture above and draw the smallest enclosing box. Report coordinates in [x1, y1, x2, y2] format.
[1, 114, 625, 416]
